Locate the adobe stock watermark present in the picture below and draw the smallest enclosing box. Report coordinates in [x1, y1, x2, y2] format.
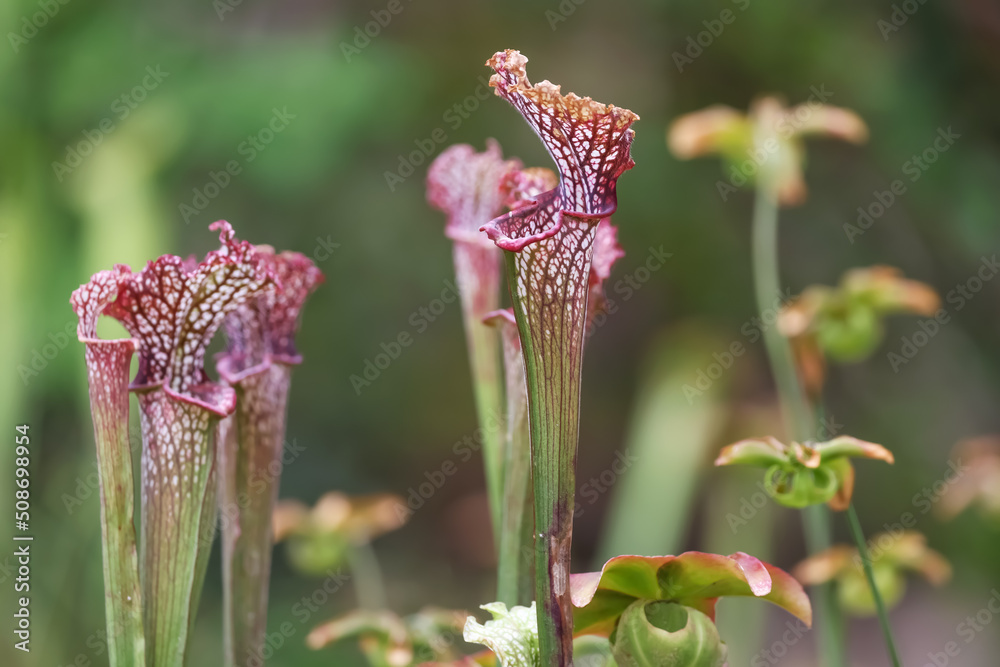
[843, 126, 960, 243]
[310, 235, 340, 263]
[751, 618, 811, 666]
[349, 280, 459, 395]
[586, 245, 673, 338]
[574, 449, 638, 519]
[51, 65, 170, 182]
[545, 0, 588, 31]
[848, 458, 967, 573]
[682, 288, 794, 404]
[337, 0, 415, 62]
[672, 0, 752, 73]
[394, 409, 506, 521]
[724, 414, 844, 535]
[250, 567, 352, 666]
[384, 76, 494, 192]
[61, 425, 142, 514]
[921, 589, 1000, 667]
[17, 320, 78, 386]
[179, 107, 296, 224]
[715, 85, 834, 201]
[877, 0, 929, 41]
[7, 0, 72, 53]
[214, 438, 307, 544]
[887, 254, 998, 373]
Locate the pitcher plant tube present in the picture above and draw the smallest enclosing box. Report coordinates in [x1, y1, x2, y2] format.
[216, 246, 323, 667]
[480, 49, 638, 665]
[71, 271, 145, 667]
[73, 221, 274, 666]
[482, 219, 622, 610]
[427, 141, 521, 543]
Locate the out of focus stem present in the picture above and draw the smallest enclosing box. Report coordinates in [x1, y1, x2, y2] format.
[497, 407, 533, 606]
[454, 245, 505, 543]
[751, 181, 845, 667]
[345, 541, 387, 611]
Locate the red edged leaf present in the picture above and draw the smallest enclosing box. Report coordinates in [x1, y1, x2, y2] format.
[815, 436, 894, 464]
[715, 436, 788, 467]
[572, 552, 811, 638]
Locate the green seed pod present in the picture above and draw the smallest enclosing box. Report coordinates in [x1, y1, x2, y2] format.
[285, 533, 349, 576]
[837, 562, 906, 616]
[765, 464, 839, 508]
[816, 303, 882, 361]
[611, 600, 727, 667]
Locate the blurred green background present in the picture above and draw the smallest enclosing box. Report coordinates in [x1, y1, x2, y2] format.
[2, 0, 999, 665]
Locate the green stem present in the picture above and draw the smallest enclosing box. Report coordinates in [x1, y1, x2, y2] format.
[493, 314, 534, 607]
[346, 542, 388, 610]
[802, 505, 844, 667]
[750, 185, 812, 438]
[497, 409, 532, 606]
[846, 504, 901, 667]
[751, 181, 844, 667]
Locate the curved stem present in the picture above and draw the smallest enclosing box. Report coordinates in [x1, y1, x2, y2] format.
[846, 504, 902, 667]
[750, 185, 812, 438]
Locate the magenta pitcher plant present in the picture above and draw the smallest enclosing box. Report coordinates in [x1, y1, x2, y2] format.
[217, 247, 323, 666]
[479, 49, 638, 664]
[73, 221, 275, 666]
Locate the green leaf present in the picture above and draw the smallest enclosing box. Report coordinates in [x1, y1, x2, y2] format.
[571, 552, 812, 638]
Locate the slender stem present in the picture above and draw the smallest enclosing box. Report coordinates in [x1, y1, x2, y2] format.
[493, 315, 534, 607]
[497, 411, 532, 606]
[802, 504, 844, 667]
[750, 185, 812, 438]
[346, 542, 387, 611]
[751, 181, 844, 666]
[846, 504, 902, 667]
